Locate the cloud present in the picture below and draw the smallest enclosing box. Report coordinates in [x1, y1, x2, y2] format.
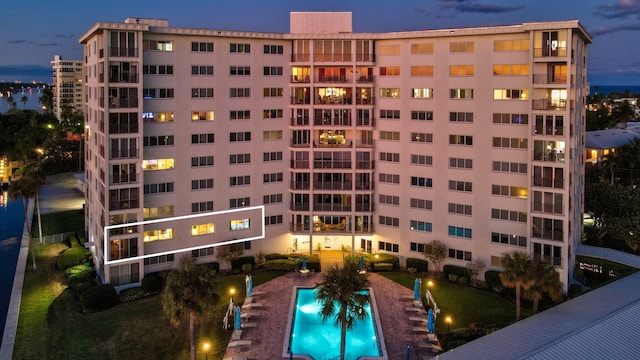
[7, 40, 25, 44]
[436, 0, 525, 13]
[595, 0, 640, 19]
[591, 23, 640, 36]
[36, 42, 59, 47]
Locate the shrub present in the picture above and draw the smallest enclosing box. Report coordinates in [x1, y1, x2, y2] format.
[265, 253, 287, 261]
[241, 263, 252, 273]
[141, 273, 164, 294]
[231, 256, 256, 271]
[80, 284, 118, 312]
[304, 254, 321, 272]
[406, 258, 428, 272]
[443, 265, 468, 278]
[265, 259, 299, 271]
[568, 284, 583, 298]
[407, 267, 417, 275]
[373, 263, 393, 272]
[484, 270, 502, 290]
[56, 246, 92, 270]
[369, 254, 400, 269]
[65, 264, 96, 289]
[74, 281, 96, 297]
[119, 287, 146, 302]
[448, 273, 459, 282]
[458, 276, 469, 285]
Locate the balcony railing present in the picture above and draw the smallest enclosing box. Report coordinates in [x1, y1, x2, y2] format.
[291, 75, 311, 83]
[313, 140, 352, 149]
[109, 47, 139, 57]
[532, 99, 566, 110]
[291, 97, 311, 105]
[290, 117, 310, 126]
[533, 47, 567, 58]
[533, 74, 568, 85]
[291, 181, 311, 190]
[290, 202, 310, 211]
[313, 181, 352, 190]
[533, 151, 565, 163]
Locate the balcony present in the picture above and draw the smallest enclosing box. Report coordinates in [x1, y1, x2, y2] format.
[290, 160, 310, 169]
[355, 181, 374, 190]
[291, 181, 311, 190]
[532, 176, 564, 189]
[532, 99, 566, 111]
[313, 181, 352, 190]
[109, 47, 138, 58]
[291, 75, 311, 83]
[313, 160, 352, 169]
[316, 76, 348, 84]
[290, 117, 310, 126]
[356, 75, 374, 83]
[533, 151, 565, 163]
[533, 74, 568, 85]
[533, 47, 567, 58]
[313, 140, 352, 149]
[355, 160, 375, 170]
[290, 202, 310, 211]
[290, 140, 311, 148]
[291, 97, 311, 105]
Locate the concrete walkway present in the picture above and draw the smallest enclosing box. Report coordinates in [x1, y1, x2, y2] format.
[577, 243, 640, 268]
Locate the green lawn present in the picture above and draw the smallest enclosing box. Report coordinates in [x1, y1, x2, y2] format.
[32, 209, 84, 236]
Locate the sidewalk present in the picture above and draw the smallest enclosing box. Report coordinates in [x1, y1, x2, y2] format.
[0, 174, 84, 360]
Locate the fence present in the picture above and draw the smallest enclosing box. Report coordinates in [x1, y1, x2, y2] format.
[33, 230, 83, 246]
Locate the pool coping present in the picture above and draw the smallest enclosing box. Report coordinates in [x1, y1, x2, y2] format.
[282, 285, 388, 360]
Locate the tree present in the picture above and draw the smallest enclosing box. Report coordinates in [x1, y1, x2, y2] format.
[20, 95, 28, 109]
[523, 259, 564, 313]
[466, 258, 486, 286]
[610, 100, 636, 124]
[162, 256, 219, 360]
[316, 262, 370, 360]
[39, 86, 54, 113]
[423, 240, 447, 274]
[215, 244, 244, 272]
[7, 164, 46, 271]
[499, 251, 533, 321]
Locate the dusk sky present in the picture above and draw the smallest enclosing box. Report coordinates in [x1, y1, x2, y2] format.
[1, 0, 639, 85]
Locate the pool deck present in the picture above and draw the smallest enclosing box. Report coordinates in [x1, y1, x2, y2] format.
[222, 270, 435, 360]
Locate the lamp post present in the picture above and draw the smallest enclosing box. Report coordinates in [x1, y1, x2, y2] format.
[445, 316, 452, 332]
[427, 280, 433, 294]
[203, 342, 211, 360]
[229, 287, 236, 303]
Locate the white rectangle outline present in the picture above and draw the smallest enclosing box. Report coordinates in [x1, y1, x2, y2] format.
[104, 205, 265, 265]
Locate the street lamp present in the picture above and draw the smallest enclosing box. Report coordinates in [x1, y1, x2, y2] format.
[202, 342, 211, 360]
[445, 316, 452, 332]
[427, 280, 433, 293]
[229, 287, 236, 302]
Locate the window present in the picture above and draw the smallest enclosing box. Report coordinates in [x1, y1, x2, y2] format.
[449, 65, 474, 76]
[493, 113, 529, 125]
[491, 185, 528, 199]
[191, 111, 214, 121]
[379, 88, 400, 98]
[263, 130, 283, 141]
[109, 188, 139, 210]
[492, 233, 528, 247]
[191, 88, 214, 98]
[230, 88, 250, 98]
[533, 166, 564, 189]
[379, 66, 400, 76]
[230, 110, 251, 120]
[448, 203, 472, 215]
[492, 137, 528, 149]
[230, 153, 251, 164]
[532, 217, 564, 241]
[411, 65, 434, 76]
[493, 161, 527, 174]
[144, 182, 174, 195]
[379, 45, 400, 55]
[264, 44, 284, 54]
[449, 180, 472, 192]
[111, 163, 137, 184]
[191, 156, 214, 167]
[411, 43, 433, 54]
[143, 111, 173, 123]
[265, 215, 284, 226]
[412, 88, 434, 98]
[263, 172, 283, 183]
[191, 201, 214, 213]
[144, 253, 176, 264]
[143, 135, 174, 147]
[230, 197, 250, 208]
[191, 133, 214, 144]
[263, 66, 283, 76]
[494, 89, 529, 100]
[448, 248, 472, 261]
[191, 179, 214, 190]
[410, 220, 432, 232]
[378, 241, 399, 253]
[379, 194, 400, 206]
[143, 228, 174, 242]
[410, 198, 433, 210]
[230, 43, 250, 53]
[191, 65, 214, 75]
[143, 88, 174, 99]
[380, 152, 400, 163]
[380, 131, 400, 141]
[532, 191, 564, 214]
[491, 208, 527, 223]
[230, 219, 250, 230]
[230, 176, 250, 186]
[192, 42, 214, 52]
[230, 66, 251, 75]
[379, 173, 400, 184]
[449, 158, 473, 169]
[448, 226, 472, 238]
[411, 133, 433, 143]
[411, 176, 433, 188]
[410, 242, 426, 253]
[450, 88, 474, 99]
[191, 248, 214, 258]
[494, 39, 530, 52]
[230, 132, 251, 142]
[263, 151, 283, 162]
[142, 158, 174, 171]
[449, 112, 473, 123]
[533, 242, 562, 266]
[143, 40, 173, 51]
[143, 65, 174, 75]
[493, 64, 529, 76]
[450, 41, 474, 53]
[449, 135, 473, 146]
[143, 206, 174, 219]
[263, 193, 283, 204]
[411, 111, 433, 121]
[263, 88, 284, 97]
[264, 109, 283, 119]
[380, 109, 400, 119]
[191, 223, 214, 236]
[379, 216, 400, 227]
[109, 113, 139, 134]
[411, 155, 433, 166]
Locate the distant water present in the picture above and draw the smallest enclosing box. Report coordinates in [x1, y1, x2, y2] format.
[0, 87, 46, 113]
[0, 195, 24, 341]
[592, 85, 640, 96]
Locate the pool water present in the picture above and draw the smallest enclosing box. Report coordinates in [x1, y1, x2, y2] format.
[289, 288, 382, 360]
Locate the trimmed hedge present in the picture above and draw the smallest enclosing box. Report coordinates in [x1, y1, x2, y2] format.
[265, 259, 299, 271]
[80, 284, 118, 312]
[443, 265, 468, 278]
[406, 258, 428, 272]
[484, 270, 502, 291]
[141, 273, 163, 294]
[56, 246, 92, 270]
[369, 254, 400, 269]
[231, 256, 256, 271]
[373, 263, 393, 272]
[265, 253, 288, 261]
[65, 264, 96, 289]
[119, 287, 146, 302]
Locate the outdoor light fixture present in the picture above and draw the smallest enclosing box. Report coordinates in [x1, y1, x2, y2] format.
[445, 316, 452, 332]
[203, 342, 211, 360]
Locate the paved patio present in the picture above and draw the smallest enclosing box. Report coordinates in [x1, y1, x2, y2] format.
[223, 251, 436, 360]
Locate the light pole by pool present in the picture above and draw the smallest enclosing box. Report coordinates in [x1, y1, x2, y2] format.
[445, 315, 452, 332]
[202, 342, 211, 360]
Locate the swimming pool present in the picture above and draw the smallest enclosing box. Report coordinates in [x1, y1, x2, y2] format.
[285, 287, 387, 360]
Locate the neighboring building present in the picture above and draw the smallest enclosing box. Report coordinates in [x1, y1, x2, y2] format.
[79, 13, 591, 290]
[585, 127, 639, 164]
[51, 55, 84, 119]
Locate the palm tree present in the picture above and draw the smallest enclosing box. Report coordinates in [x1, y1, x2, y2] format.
[20, 95, 28, 109]
[7, 164, 46, 271]
[523, 259, 564, 313]
[316, 262, 370, 360]
[39, 86, 54, 113]
[499, 251, 533, 321]
[162, 256, 218, 360]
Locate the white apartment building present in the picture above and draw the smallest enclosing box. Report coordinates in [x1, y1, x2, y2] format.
[79, 12, 591, 291]
[51, 55, 84, 119]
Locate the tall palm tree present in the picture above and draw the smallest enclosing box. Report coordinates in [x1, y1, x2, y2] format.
[7, 164, 46, 271]
[523, 258, 564, 313]
[162, 256, 218, 360]
[20, 95, 28, 109]
[316, 262, 370, 360]
[499, 251, 533, 321]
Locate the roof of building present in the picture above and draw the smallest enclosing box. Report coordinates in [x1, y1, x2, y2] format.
[585, 128, 639, 149]
[437, 271, 640, 360]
